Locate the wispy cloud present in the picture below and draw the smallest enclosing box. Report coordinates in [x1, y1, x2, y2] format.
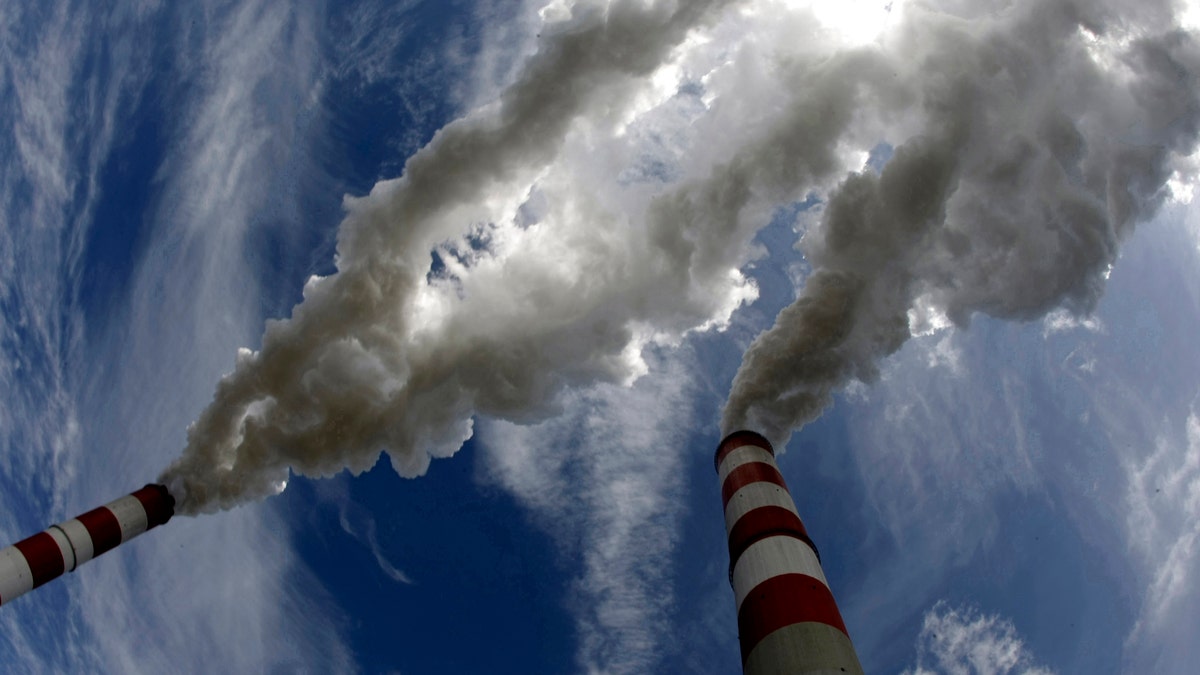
[903, 602, 1054, 675]
[320, 478, 415, 585]
[0, 0, 92, 520]
[0, 2, 153, 667]
[841, 207, 1200, 670]
[2, 0, 357, 671]
[1041, 308, 1105, 337]
[1123, 408, 1200, 667]
[70, 0, 356, 670]
[479, 350, 699, 674]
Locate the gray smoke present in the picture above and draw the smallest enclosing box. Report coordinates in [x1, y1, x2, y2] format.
[723, 0, 1200, 444]
[161, 0, 741, 513]
[161, 0, 1200, 513]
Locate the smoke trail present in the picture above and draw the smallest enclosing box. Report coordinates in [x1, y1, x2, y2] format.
[723, 0, 1200, 444]
[161, 0, 743, 513]
[161, 0, 1200, 513]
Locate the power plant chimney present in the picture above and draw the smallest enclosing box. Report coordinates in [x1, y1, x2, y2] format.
[0, 484, 175, 607]
[715, 430, 863, 674]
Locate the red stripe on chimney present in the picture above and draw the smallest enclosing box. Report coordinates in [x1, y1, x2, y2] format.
[722, 461, 788, 506]
[77, 507, 122, 556]
[715, 430, 774, 471]
[131, 485, 174, 528]
[727, 505, 815, 568]
[13, 533, 65, 589]
[736, 572, 848, 663]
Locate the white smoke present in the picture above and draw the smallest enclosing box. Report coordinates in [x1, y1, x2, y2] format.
[161, 0, 1200, 513]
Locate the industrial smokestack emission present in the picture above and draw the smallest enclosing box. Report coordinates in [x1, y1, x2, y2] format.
[0, 485, 174, 607]
[716, 431, 863, 674]
[155, 0, 1199, 516]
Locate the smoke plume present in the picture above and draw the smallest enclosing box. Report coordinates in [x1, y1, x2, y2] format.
[723, 0, 1200, 443]
[161, 0, 1200, 513]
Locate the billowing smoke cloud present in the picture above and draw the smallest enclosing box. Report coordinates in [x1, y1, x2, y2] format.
[161, 0, 1200, 513]
[161, 0, 744, 513]
[724, 0, 1200, 443]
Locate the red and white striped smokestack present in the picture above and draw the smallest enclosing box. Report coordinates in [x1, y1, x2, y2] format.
[0, 484, 175, 607]
[716, 430, 863, 674]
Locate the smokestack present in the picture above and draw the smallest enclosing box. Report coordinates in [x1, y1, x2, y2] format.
[0, 485, 175, 607]
[715, 431, 863, 674]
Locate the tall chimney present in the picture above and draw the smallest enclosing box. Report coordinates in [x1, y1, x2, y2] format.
[0, 484, 175, 607]
[715, 430, 863, 674]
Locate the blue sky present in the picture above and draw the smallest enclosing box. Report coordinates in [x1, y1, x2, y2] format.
[3, 1, 1200, 673]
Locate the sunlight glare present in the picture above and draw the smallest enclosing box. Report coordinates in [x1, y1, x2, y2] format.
[784, 0, 899, 46]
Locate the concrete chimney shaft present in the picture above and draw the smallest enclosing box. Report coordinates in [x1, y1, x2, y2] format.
[716, 431, 863, 674]
[0, 484, 174, 607]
